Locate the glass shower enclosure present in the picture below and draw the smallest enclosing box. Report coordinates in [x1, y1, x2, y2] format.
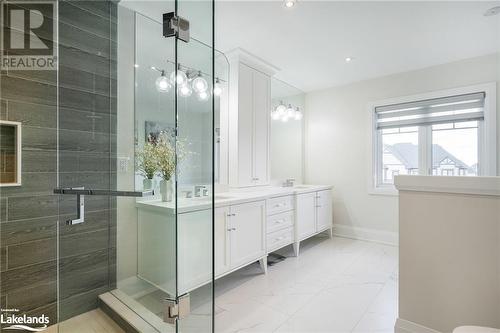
[0, 0, 217, 332]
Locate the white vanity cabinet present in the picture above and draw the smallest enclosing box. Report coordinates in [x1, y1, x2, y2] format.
[294, 188, 333, 256]
[227, 49, 278, 188]
[215, 200, 267, 278]
[266, 195, 295, 253]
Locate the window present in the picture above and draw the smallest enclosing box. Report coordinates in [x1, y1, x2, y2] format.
[370, 84, 497, 194]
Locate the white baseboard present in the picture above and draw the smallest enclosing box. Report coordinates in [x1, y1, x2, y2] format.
[332, 224, 398, 246]
[395, 318, 441, 333]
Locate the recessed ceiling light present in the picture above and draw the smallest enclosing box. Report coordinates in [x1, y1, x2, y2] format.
[484, 6, 500, 16]
[284, 0, 296, 8]
[345, 57, 354, 63]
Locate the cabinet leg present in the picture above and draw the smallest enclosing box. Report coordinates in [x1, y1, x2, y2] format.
[259, 257, 268, 274]
[293, 241, 300, 257]
[328, 227, 333, 238]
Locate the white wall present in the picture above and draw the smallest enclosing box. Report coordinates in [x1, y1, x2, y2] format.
[304, 53, 500, 241]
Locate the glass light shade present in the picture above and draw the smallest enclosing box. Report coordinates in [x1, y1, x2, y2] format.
[197, 90, 210, 101]
[275, 103, 287, 116]
[155, 75, 171, 93]
[192, 73, 208, 93]
[294, 110, 303, 120]
[281, 115, 289, 122]
[213, 80, 223, 96]
[179, 84, 192, 97]
[170, 69, 187, 86]
[286, 104, 295, 118]
[271, 111, 281, 120]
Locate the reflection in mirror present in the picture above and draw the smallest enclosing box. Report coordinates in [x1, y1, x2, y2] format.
[0, 121, 21, 186]
[270, 79, 305, 184]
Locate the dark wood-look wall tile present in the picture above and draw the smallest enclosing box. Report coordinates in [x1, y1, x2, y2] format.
[0, 172, 56, 197]
[59, 2, 111, 39]
[59, 87, 111, 114]
[22, 126, 57, 150]
[59, 248, 108, 277]
[59, 22, 111, 59]
[1, 247, 7, 272]
[1, 217, 57, 246]
[60, 265, 108, 299]
[59, 65, 111, 96]
[22, 150, 57, 173]
[1, 76, 56, 106]
[59, 107, 111, 133]
[58, 129, 110, 153]
[6, 100, 57, 128]
[1, 99, 7, 119]
[59, 229, 109, 259]
[59, 45, 110, 76]
[7, 70, 57, 86]
[68, 1, 114, 22]
[0, 197, 7, 222]
[7, 280, 57, 312]
[27, 302, 58, 326]
[1, 260, 56, 292]
[59, 210, 110, 237]
[7, 237, 57, 269]
[59, 286, 110, 322]
[7, 195, 58, 221]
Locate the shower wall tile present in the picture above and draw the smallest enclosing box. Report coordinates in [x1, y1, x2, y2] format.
[0, 0, 117, 324]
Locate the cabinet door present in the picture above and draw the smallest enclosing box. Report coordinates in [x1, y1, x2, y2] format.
[178, 209, 212, 294]
[296, 192, 316, 240]
[316, 190, 333, 232]
[237, 63, 254, 187]
[229, 200, 266, 268]
[215, 206, 230, 277]
[252, 70, 270, 185]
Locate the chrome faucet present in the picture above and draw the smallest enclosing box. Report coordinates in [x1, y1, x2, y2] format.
[194, 185, 206, 197]
[283, 178, 295, 187]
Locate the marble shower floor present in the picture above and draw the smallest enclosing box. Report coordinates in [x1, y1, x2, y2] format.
[214, 235, 399, 333]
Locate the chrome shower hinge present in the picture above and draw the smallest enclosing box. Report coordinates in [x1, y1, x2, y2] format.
[164, 293, 190, 324]
[163, 12, 190, 43]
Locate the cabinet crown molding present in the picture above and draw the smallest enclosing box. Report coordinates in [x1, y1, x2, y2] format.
[225, 47, 280, 77]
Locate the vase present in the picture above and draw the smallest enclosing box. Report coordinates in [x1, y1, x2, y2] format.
[143, 178, 153, 191]
[160, 178, 173, 202]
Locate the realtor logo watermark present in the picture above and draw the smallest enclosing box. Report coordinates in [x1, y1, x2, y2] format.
[1, 308, 49, 332]
[1, 1, 57, 70]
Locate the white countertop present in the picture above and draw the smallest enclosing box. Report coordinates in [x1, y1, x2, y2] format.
[394, 175, 500, 196]
[136, 184, 333, 214]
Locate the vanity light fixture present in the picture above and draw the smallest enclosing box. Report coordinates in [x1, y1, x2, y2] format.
[276, 101, 287, 117]
[294, 107, 303, 120]
[192, 71, 208, 93]
[286, 104, 295, 118]
[197, 90, 210, 101]
[170, 64, 188, 85]
[284, 0, 296, 8]
[345, 57, 353, 63]
[152, 67, 171, 93]
[213, 78, 223, 96]
[179, 84, 192, 97]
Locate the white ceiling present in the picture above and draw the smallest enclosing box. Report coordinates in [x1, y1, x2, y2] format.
[216, 1, 500, 92]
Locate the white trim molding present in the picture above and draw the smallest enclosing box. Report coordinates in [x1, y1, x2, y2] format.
[394, 175, 500, 196]
[368, 82, 497, 196]
[332, 224, 398, 246]
[395, 318, 442, 333]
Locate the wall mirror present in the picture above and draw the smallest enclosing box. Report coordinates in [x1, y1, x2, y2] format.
[0, 120, 22, 186]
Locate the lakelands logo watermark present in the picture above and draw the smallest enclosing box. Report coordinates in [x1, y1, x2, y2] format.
[1, 1, 57, 70]
[1, 308, 49, 332]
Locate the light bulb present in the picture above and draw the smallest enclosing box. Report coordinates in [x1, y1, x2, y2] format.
[155, 71, 171, 93]
[284, 0, 296, 8]
[281, 115, 289, 122]
[197, 90, 210, 101]
[276, 103, 287, 116]
[192, 72, 208, 93]
[179, 84, 192, 97]
[294, 107, 303, 120]
[213, 79, 223, 96]
[286, 104, 295, 118]
[271, 111, 281, 120]
[170, 69, 187, 86]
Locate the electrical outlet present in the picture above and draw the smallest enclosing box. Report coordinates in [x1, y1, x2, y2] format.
[118, 156, 130, 172]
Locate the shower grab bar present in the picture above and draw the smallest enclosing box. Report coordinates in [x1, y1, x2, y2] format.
[53, 187, 154, 225]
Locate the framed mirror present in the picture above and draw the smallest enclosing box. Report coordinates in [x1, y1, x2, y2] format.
[0, 120, 22, 186]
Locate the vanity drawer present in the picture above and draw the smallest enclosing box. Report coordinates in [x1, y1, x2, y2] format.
[267, 195, 294, 215]
[267, 227, 293, 252]
[267, 211, 293, 233]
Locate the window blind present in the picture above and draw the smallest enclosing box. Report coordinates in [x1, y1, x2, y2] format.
[375, 92, 485, 129]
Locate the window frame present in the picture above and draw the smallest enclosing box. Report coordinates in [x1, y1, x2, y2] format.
[368, 83, 497, 196]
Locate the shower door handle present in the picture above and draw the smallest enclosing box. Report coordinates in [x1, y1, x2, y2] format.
[54, 187, 154, 225]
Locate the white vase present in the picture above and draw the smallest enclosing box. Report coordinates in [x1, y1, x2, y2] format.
[160, 178, 173, 202]
[143, 178, 153, 191]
